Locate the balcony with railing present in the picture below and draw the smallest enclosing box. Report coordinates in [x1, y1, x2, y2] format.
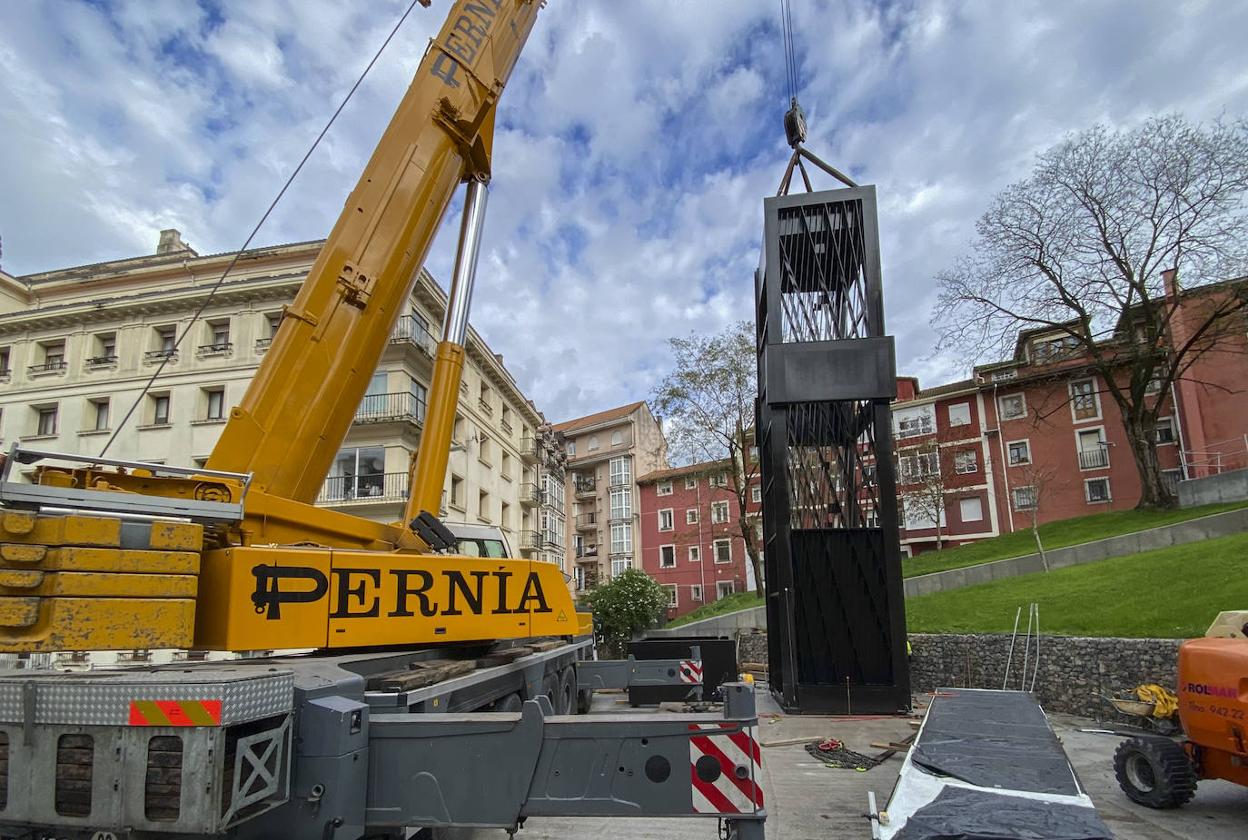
[144, 349, 177, 363]
[575, 545, 599, 560]
[85, 354, 118, 369]
[518, 530, 543, 552]
[255, 337, 273, 353]
[574, 511, 599, 531]
[520, 436, 540, 463]
[1078, 447, 1109, 469]
[390, 315, 437, 357]
[519, 482, 544, 507]
[355, 392, 427, 426]
[316, 472, 409, 505]
[197, 342, 233, 358]
[574, 475, 597, 497]
[28, 360, 67, 375]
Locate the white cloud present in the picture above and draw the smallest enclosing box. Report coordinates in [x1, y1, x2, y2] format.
[1, 0, 1246, 425]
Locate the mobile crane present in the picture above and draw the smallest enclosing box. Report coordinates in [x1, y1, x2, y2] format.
[0, 1, 765, 837]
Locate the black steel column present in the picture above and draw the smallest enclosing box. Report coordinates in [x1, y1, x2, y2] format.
[755, 186, 910, 714]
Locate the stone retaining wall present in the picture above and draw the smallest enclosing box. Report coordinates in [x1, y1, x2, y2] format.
[732, 631, 1182, 718]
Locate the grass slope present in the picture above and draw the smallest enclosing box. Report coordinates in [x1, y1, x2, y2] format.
[902, 500, 1248, 578]
[665, 591, 764, 628]
[906, 530, 1248, 638]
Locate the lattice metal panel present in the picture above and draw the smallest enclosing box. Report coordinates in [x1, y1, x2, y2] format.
[775, 197, 873, 343]
[783, 401, 881, 530]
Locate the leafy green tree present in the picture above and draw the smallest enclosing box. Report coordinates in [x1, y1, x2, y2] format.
[583, 568, 669, 655]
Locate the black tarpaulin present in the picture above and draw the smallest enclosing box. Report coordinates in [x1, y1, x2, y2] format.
[909, 690, 1080, 795]
[892, 787, 1113, 840]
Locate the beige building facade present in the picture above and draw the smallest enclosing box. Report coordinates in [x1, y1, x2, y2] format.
[0, 232, 566, 664]
[555, 402, 668, 592]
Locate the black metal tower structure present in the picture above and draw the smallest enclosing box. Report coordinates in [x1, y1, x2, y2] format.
[755, 185, 911, 714]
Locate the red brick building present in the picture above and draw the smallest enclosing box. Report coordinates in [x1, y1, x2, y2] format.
[894, 272, 1248, 554]
[637, 461, 760, 619]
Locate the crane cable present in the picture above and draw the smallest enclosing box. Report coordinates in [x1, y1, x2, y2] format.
[99, 0, 425, 458]
[780, 0, 799, 104]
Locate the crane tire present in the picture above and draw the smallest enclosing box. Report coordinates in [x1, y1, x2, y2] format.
[494, 692, 523, 713]
[1114, 736, 1197, 809]
[556, 666, 577, 715]
[577, 685, 595, 714]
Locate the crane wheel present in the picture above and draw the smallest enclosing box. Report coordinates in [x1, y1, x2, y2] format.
[494, 692, 523, 713]
[1114, 736, 1197, 809]
[556, 667, 577, 715]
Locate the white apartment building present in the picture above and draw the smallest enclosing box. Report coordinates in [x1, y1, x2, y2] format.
[555, 401, 668, 593]
[0, 232, 566, 665]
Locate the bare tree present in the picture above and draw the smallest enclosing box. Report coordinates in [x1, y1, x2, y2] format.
[1012, 462, 1066, 571]
[651, 322, 763, 590]
[936, 116, 1248, 509]
[898, 440, 948, 550]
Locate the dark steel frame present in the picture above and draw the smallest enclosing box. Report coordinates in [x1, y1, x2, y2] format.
[755, 185, 911, 714]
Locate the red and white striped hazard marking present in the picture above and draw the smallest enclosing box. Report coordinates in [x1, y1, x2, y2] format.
[678, 659, 704, 684]
[688, 722, 764, 814]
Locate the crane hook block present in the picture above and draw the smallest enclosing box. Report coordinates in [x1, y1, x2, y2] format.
[784, 98, 807, 149]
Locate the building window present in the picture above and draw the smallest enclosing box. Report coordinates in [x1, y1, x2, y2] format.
[664, 584, 678, 607]
[1070, 379, 1099, 421]
[609, 522, 632, 555]
[609, 487, 631, 520]
[478, 489, 491, 522]
[501, 452, 513, 479]
[1154, 417, 1176, 444]
[690, 584, 703, 602]
[998, 394, 1026, 421]
[686, 508, 699, 524]
[1145, 368, 1166, 395]
[710, 501, 729, 523]
[150, 394, 171, 426]
[659, 545, 676, 568]
[1077, 429, 1108, 469]
[1032, 334, 1079, 362]
[204, 388, 225, 421]
[266, 312, 281, 338]
[959, 496, 983, 522]
[954, 449, 978, 474]
[657, 480, 673, 496]
[713, 539, 731, 564]
[42, 340, 66, 368]
[1012, 486, 1037, 511]
[896, 408, 935, 438]
[947, 402, 971, 427]
[450, 475, 465, 509]
[611, 430, 623, 446]
[207, 320, 230, 349]
[566, 440, 576, 456]
[609, 456, 631, 486]
[710, 472, 729, 487]
[611, 556, 632, 577]
[751, 486, 762, 503]
[410, 379, 428, 423]
[688, 546, 700, 563]
[749, 445, 760, 462]
[35, 405, 58, 436]
[154, 325, 177, 357]
[91, 332, 117, 363]
[716, 581, 735, 599]
[864, 506, 880, 527]
[478, 435, 492, 466]
[684, 476, 697, 490]
[658, 509, 673, 531]
[90, 398, 109, 431]
[1085, 477, 1111, 503]
[327, 446, 386, 500]
[900, 451, 939, 482]
[0, 346, 10, 374]
[587, 434, 599, 451]
[1007, 439, 1031, 466]
[500, 501, 511, 531]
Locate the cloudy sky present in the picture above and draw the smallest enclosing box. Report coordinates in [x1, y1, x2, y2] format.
[2, 1, 1246, 423]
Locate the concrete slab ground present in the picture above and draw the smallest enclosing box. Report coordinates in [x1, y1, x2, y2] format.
[442, 688, 1248, 840]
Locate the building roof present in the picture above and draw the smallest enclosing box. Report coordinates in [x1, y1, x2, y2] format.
[917, 378, 977, 399]
[637, 459, 730, 485]
[553, 401, 646, 433]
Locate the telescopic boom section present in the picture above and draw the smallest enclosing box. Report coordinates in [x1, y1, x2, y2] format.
[206, 0, 541, 505]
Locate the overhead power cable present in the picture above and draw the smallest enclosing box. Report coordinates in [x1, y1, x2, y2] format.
[99, 0, 424, 458]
